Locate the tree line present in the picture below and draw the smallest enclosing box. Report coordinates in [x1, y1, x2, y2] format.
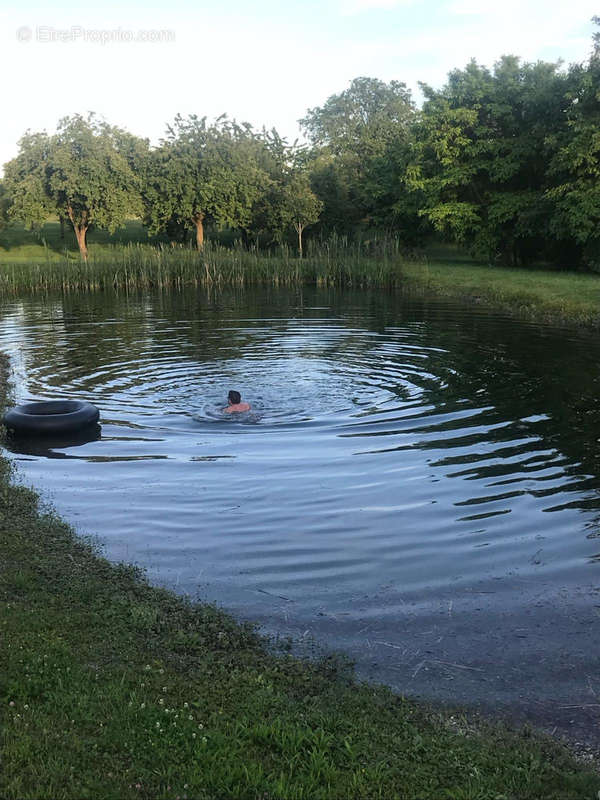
[2, 19, 600, 267]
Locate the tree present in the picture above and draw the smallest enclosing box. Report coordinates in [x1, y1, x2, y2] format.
[300, 76, 414, 154]
[408, 57, 571, 264]
[280, 172, 322, 256]
[2, 132, 53, 232]
[143, 115, 266, 249]
[4, 114, 142, 259]
[544, 18, 600, 266]
[0, 180, 11, 229]
[239, 128, 287, 247]
[300, 77, 417, 240]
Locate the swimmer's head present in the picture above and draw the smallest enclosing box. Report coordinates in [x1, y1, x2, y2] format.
[228, 390, 241, 405]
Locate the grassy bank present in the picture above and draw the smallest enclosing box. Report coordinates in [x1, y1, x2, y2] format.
[1, 222, 600, 326]
[1, 364, 599, 798]
[401, 259, 600, 327]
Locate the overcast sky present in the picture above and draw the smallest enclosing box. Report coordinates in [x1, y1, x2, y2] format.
[0, 0, 597, 171]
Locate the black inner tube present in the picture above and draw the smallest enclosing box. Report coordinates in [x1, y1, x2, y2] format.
[3, 400, 100, 434]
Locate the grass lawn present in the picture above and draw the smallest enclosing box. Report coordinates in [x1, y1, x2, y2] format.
[1, 358, 599, 799]
[0, 219, 153, 261]
[402, 258, 600, 326]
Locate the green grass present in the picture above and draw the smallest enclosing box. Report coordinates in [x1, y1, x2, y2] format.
[0, 223, 408, 294]
[1, 221, 600, 326]
[401, 258, 600, 326]
[1, 360, 599, 798]
[0, 219, 152, 261]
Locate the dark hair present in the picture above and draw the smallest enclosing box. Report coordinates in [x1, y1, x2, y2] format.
[228, 390, 241, 404]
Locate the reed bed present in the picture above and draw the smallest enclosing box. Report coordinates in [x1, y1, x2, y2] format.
[0, 238, 416, 295]
[3, 233, 597, 328]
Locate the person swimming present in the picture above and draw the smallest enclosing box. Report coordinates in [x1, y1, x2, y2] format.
[223, 390, 251, 414]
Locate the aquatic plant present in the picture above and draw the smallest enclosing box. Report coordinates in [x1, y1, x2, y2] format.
[0, 237, 418, 295]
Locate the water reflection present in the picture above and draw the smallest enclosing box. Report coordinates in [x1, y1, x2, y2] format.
[0, 287, 599, 604]
[5, 424, 102, 459]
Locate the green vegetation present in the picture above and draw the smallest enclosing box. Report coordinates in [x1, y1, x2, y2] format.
[3, 19, 600, 268]
[401, 255, 600, 326]
[3, 115, 142, 261]
[0, 222, 599, 327]
[0, 359, 598, 799]
[0, 223, 406, 293]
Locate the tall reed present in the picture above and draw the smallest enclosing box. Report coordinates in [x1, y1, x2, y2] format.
[0, 238, 423, 295]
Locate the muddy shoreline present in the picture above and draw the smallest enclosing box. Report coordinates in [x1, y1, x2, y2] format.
[197, 573, 600, 761]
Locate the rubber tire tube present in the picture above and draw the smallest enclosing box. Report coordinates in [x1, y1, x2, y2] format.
[3, 400, 100, 435]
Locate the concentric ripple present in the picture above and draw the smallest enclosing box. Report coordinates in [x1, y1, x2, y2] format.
[1, 288, 600, 620]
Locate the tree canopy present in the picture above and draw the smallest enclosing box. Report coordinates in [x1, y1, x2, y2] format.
[4, 114, 143, 259]
[4, 20, 600, 268]
[143, 115, 267, 250]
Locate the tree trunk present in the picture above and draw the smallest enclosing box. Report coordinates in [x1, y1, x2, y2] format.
[74, 225, 89, 261]
[59, 216, 65, 241]
[194, 213, 205, 250]
[297, 223, 304, 258]
[66, 206, 89, 261]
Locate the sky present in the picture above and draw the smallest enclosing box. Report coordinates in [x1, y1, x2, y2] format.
[0, 0, 597, 170]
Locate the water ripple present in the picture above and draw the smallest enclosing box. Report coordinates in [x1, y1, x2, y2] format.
[1, 289, 599, 607]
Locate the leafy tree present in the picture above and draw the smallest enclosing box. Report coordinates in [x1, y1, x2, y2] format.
[301, 76, 414, 154]
[0, 180, 11, 229]
[4, 114, 142, 259]
[545, 18, 600, 266]
[280, 172, 323, 256]
[242, 128, 289, 247]
[241, 132, 324, 252]
[3, 132, 53, 232]
[409, 57, 571, 264]
[143, 115, 266, 249]
[300, 77, 417, 240]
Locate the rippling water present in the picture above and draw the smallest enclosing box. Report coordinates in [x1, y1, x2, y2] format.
[2, 287, 600, 628]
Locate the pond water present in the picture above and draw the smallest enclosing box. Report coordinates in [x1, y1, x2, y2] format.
[2, 287, 600, 737]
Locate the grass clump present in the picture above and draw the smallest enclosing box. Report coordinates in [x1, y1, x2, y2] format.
[0, 358, 599, 798]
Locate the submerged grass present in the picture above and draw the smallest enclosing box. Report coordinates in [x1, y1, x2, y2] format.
[1, 359, 599, 798]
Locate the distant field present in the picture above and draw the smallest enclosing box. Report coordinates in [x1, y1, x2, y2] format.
[0, 220, 153, 262]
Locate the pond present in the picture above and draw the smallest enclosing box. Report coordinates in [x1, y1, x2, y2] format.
[2, 286, 600, 740]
